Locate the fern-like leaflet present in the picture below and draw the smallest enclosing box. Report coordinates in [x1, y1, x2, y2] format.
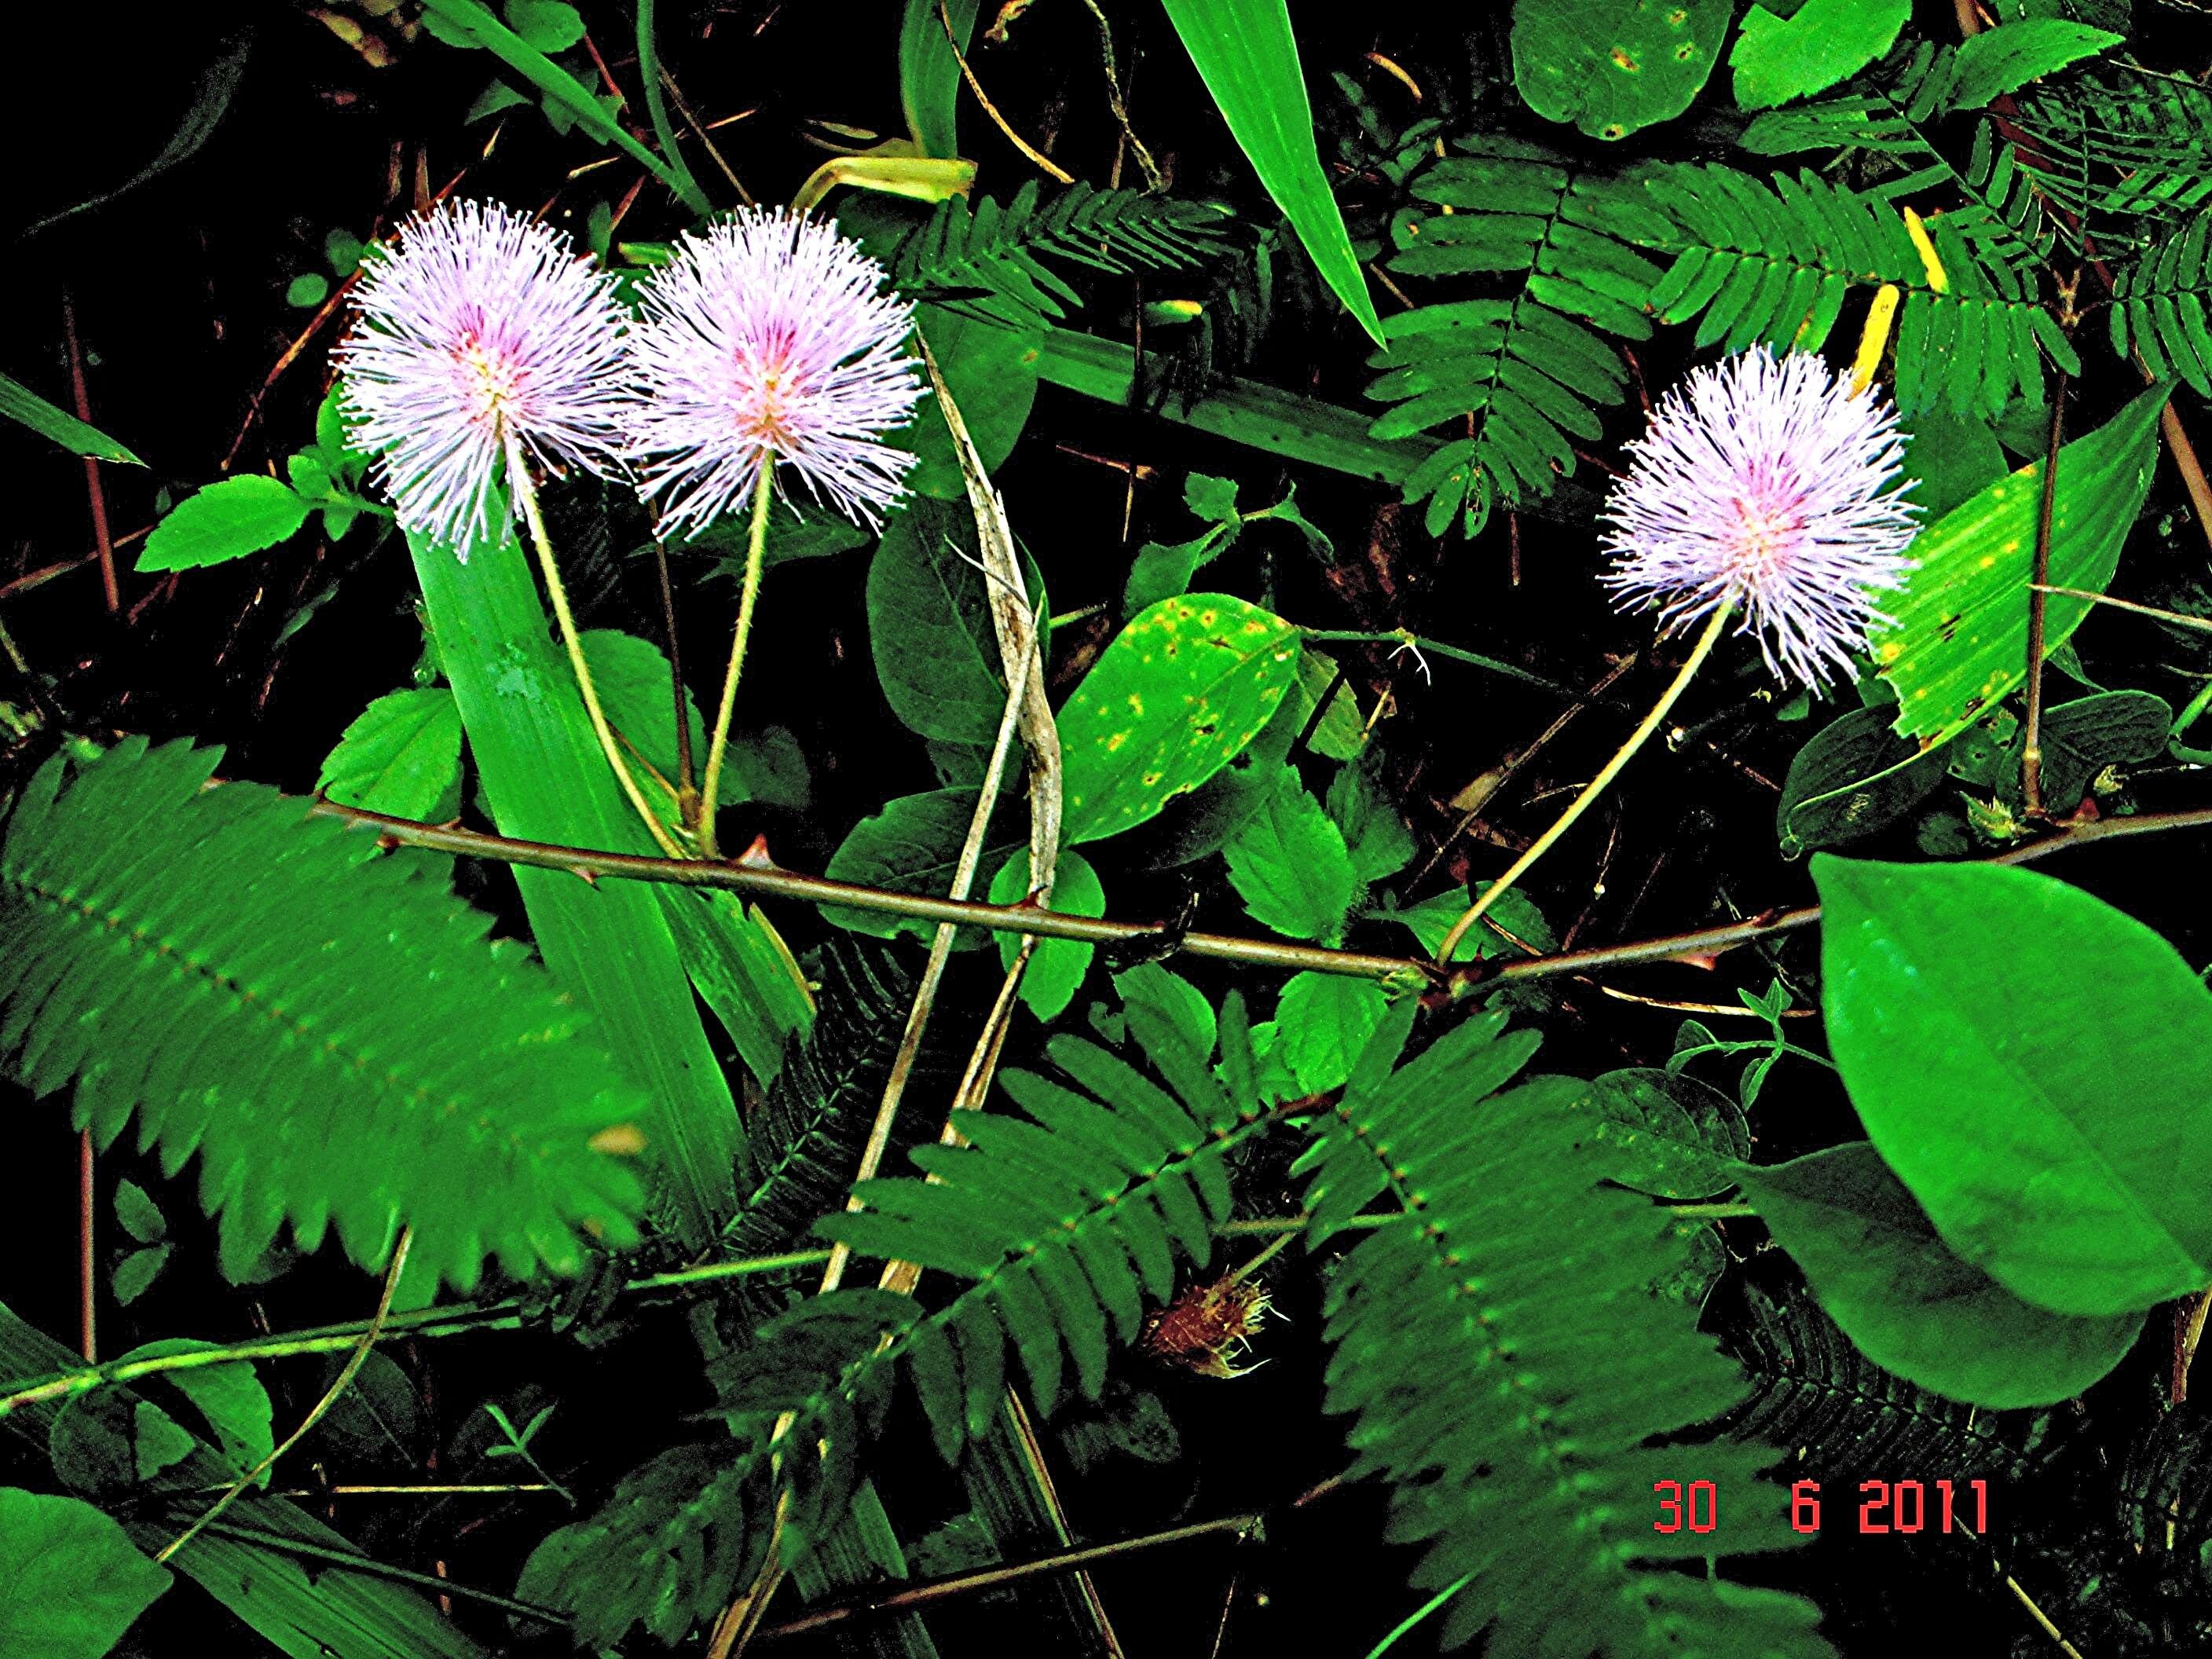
[1721, 1285, 2052, 1484]
[2108, 210, 2212, 398]
[1633, 161, 2077, 419]
[1298, 1004, 1832, 1657]
[0, 738, 645, 1291]
[891, 179, 1233, 328]
[1364, 136, 1670, 537]
[520, 977, 1272, 1643]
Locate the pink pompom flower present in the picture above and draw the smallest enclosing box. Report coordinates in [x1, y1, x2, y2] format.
[335, 200, 631, 559]
[623, 207, 926, 537]
[1599, 344, 1921, 690]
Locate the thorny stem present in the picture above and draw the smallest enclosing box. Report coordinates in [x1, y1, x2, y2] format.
[507, 434, 687, 859]
[698, 463, 775, 855]
[0, 1247, 834, 1419]
[309, 795, 2212, 991]
[1434, 604, 1735, 969]
[159, 1229, 414, 1562]
[2022, 375, 2069, 819]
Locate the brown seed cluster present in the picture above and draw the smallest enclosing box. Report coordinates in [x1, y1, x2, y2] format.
[1139, 1273, 1273, 1379]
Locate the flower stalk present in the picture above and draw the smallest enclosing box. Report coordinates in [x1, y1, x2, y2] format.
[694, 462, 776, 854]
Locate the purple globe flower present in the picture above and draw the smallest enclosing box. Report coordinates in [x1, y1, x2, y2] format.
[623, 207, 925, 537]
[336, 200, 630, 560]
[1599, 344, 1921, 690]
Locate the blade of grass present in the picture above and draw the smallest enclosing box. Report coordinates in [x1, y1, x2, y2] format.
[1158, 0, 1382, 343]
[410, 522, 740, 1247]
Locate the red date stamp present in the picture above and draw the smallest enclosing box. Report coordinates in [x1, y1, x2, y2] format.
[1653, 1478, 1990, 1535]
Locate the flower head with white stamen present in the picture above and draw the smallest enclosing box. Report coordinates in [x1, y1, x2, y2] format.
[1599, 344, 1921, 689]
[335, 200, 630, 560]
[622, 207, 926, 537]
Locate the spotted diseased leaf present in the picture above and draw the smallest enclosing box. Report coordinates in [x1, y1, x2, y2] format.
[1874, 384, 2169, 748]
[1058, 594, 1302, 844]
[1512, 0, 1731, 141]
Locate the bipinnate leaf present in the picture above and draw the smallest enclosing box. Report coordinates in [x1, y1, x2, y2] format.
[1815, 855, 2212, 1317]
[0, 738, 646, 1291]
[0, 1488, 170, 1659]
[1738, 1142, 2145, 1408]
[1059, 595, 1301, 844]
[137, 474, 310, 572]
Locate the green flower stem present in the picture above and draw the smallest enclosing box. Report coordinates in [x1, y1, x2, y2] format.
[697, 463, 776, 856]
[1434, 603, 1736, 969]
[507, 436, 686, 859]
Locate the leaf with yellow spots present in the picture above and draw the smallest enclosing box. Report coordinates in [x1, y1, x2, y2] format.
[1511, 0, 1730, 142]
[1059, 594, 1301, 844]
[1875, 383, 2169, 748]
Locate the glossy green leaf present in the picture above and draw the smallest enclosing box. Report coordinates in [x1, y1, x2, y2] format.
[899, 306, 1042, 496]
[410, 524, 740, 1247]
[1948, 20, 2122, 110]
[138, 475, 310, 572]
[504, 0, 584, 51]
[1379, 881, 1556, 963]
[1325, 753, 1416, 884]
[1115, 964, 1217, 1064]
[822, 788, 1020, 943]
[116, 1342, 275, 1488]
[1776, 704, 1947, 857]
[1512, 0, 1730, 140]
[1223, 770, 1357, 943]
[0, 1488, 169, 1659]
[1576, 1068, 1750, 1200]
[1730, 0, 1910, 111]
[657, 887, 815, 1089]
[899, 0, 980, 156]
[113, 1180, 165, 1245]
[1157, 0, 1382, 342]
[111, 1246, 170, 1306]
[1876, 383, 2170, 747]
[868, 499, 1047, 744]
[0, 372, 141, 465]
[1273, 970, 1391, 1093]
[317, 689, 463, 822]
[1059, 594, 1301, 844]
[1901, 407, 2007, 522]
[1815, 855, 2212, 1317]
[987, 847, 1106, 1020]
[1738, 1143, 2145, 1406]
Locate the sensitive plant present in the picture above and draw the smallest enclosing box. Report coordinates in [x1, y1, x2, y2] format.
[8, 4, 2212, 1659]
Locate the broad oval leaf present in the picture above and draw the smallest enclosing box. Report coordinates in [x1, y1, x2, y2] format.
[1776, 704, 1946, 857]
[317, 687, 463, 822]
[822, 788, 1021, 944]
[0, 1488, 170, 1659]
[1874, 383, 2169, 748]
[988, 846, 1107, 1020]
[867, 498, 1047, 744]
[1514, 0, 1730, 140]
[1738, 1143, 2145, 1407]
[1815, 854, 2212, 1317]
[1577, 1068, 1750, 1200]
[138, 474, 311, 572]
[1059, 594, 1301, 845]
